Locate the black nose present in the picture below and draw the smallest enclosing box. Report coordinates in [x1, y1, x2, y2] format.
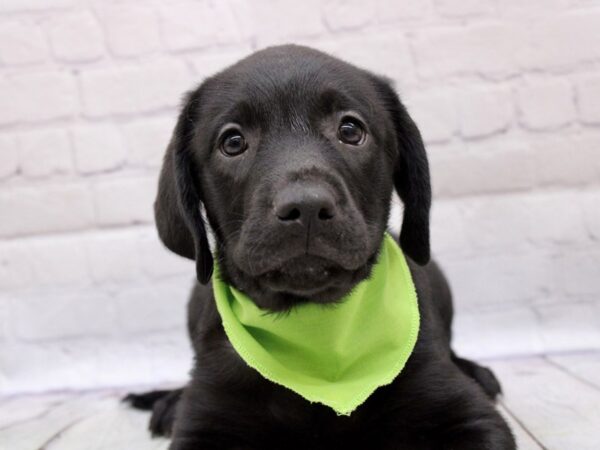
[274, 185, 336, 223]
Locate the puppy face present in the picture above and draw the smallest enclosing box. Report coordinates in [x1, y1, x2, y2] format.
[155, 45, 431, 311]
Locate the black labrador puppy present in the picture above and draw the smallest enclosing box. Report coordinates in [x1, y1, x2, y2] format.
[126, 45, 515, 450]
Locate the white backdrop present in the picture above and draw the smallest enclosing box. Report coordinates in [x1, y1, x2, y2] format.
[1, 0, 600, 396]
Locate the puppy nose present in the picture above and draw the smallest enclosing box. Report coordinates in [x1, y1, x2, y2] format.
[274, 185, 336, 223]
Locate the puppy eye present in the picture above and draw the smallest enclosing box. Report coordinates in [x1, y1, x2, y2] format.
[220, 131, 248, 156]
[338, 119, 365, 146]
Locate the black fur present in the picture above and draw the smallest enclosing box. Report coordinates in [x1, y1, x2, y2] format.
[372, 77, 432, 266]
[125, 45, 515, 449]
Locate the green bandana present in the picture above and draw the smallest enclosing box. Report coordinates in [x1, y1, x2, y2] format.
[213, 233, 420, 416]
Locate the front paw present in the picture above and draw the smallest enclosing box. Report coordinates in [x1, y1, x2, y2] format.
[443, 426, 516, 450]
[170, 444, 255, 450]
[170, 437, 257, 450]
[123, 388, 183, 437]
[149, 389, 182, 437]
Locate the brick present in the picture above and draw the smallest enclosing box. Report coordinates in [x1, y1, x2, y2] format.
[424, 141, 463, 175]
[13, 291, 115, 341]
[0, 297, 8, 341]
[0, 335, 191, 392]
[557, 248, 600, 297]
[0, 0, 75, 12]
[516, 78, 575, 130]
[496, 0, 569, 17]
[0, 242, 33, 290]
[572, 0, 600, 6]
[80, 60, 191, 116]
[430, 139, 534, 197]
[442, 250, 557, 306]
[434, 0, 495, 17]
[0, 342, 82, 392]
[531, 133, 600, 187]
[0, 77, 19, 124]
[576, 75, 600, 124]
[405, 88, 457, 143]
[130, 62, 192, 111]
[375, 0, 431, 22]
[1, 70, 78, 123]
[461, 194, 532, 252]
[93, 177, 156, 226]
[85, 231, 141, 283]
[520, 11, 600, 71]
[430, 200, 470, 256]
[121, 117, 173, 168]
[456, 85, 513, 138]
[0, 19, 47, 65]
[524, 192, 588, 245]
[159, 1, 242, 51]
[248, 0, 327, 46]
[0, 70, 78, 122]
[0, 134, 18, 179]
[46, 11, 104, 62]
[456, 189, 595, 255]
[582, 191, 600, 240]
[322, 0, 375, 31]
[71, 124, 126, 174]
[0, 184, 95, 237]
[26, 235, 91, 287]
[315, 33, 415, 88]
[412, 24, 524, 80]
[137, 229, 194, 278]
[80, 68, 136, 117]
[18, 128, 72, 177]
[188, 49, 252, 79]
[0, 236, 91, 291]
[453, 305, 543, 358]
[114, 279, 190, 334]
[104, 5, 160, 57]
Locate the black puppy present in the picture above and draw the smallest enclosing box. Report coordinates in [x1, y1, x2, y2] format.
[126, 45, 515, 450]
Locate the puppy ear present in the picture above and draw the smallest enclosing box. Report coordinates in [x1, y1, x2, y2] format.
[155, 89, 213, 283]
[371, 76, 432, 265]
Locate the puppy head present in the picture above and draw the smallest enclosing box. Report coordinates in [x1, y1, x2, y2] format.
[155, 45, 430, 311]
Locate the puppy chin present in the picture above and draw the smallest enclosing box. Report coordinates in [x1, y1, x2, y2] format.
[225, 250, 377, 312]
[225, 229, 381, 310]
[260, 255, 355, 298]
[258, 266, 370, 310]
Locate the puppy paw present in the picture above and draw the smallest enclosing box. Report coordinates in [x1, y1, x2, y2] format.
[149, 388, 183, 437]
[123, 388, 183, 437]
[123, 389, 174, 410]
[470, 364, 502, 400]
[451, 353, 502, 400]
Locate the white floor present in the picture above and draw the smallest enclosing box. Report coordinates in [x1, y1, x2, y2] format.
[2, 353, 600, 450]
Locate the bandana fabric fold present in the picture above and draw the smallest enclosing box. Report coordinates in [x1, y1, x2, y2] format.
[213, 233, 420, 415]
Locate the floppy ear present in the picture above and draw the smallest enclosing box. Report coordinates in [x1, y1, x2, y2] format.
[155, 89, 213, 283]
[371, 76, 431, 265]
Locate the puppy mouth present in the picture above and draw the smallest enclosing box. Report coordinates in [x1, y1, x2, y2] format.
[259, 254, 346, 296]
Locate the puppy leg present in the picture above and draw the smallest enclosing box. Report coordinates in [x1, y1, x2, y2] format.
[170, 438, 255, 450]
[124, 388, 183, 437]
[383, 364, 515, 450]
[434, 368, 515, 450]
[168, 386, 264, 450]
[451, 352, 502, 400]
[149, 389, 183, 437]
[436, 397, 515, 449]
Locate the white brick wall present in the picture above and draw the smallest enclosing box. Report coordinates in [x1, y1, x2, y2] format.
[1, 0, 599, 396]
